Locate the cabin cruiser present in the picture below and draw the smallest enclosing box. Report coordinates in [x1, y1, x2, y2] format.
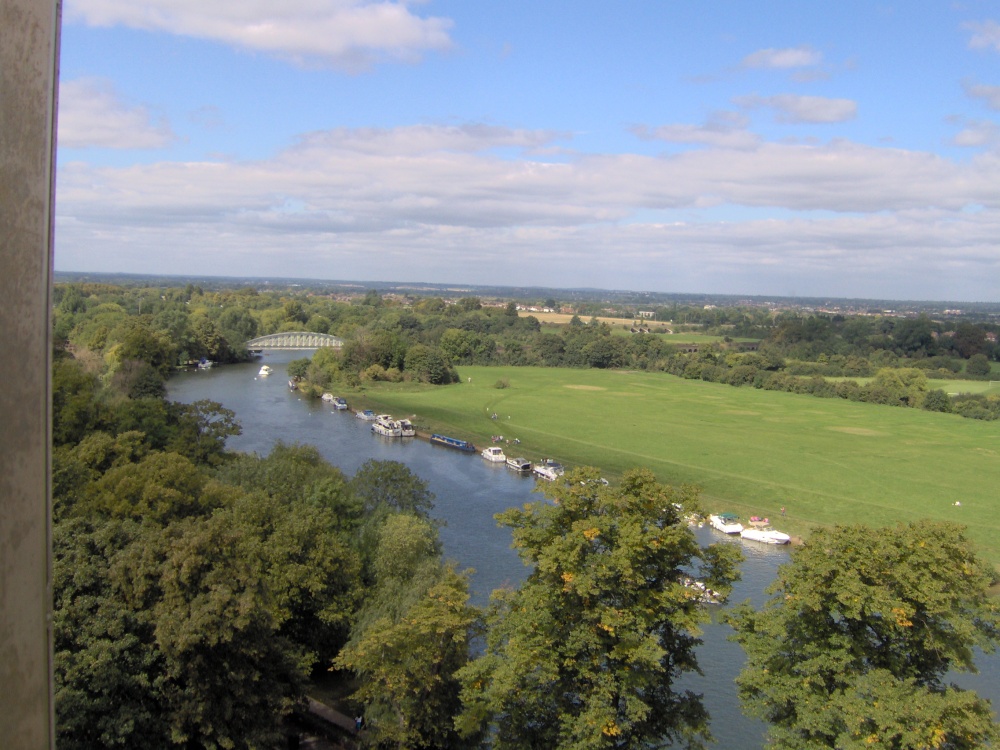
[371, 415, 402, 437]
[506, 456, 532, 472]
[533, 459, 565, 481]
[397, 418, 415, 436]
[708, 513, 744, 534]
[481, 446, 506, 463]
[258, 365, 272, 376]
[355, 409, 377, 421]
[740, 526, 791, 544]
[332, 397, 349, 410]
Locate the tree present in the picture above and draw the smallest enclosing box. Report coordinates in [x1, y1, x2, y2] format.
[349, 459, 435, 518]
[726, 521, 1000, 749]
[335, 514, 478, 749]
[457, 468, 742, 749]
[966, 353, 991, 377]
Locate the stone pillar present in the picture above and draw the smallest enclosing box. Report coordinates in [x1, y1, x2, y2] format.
[0, 0, 60, 746]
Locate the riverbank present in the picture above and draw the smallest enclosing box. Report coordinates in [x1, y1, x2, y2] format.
[336, 365, 1000, 567]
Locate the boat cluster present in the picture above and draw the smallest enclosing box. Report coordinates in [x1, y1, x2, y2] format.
[708, 513, 790, 545]
[479, 444, 565, 480]
[350, 409, 566, 480]
[367, 413, 416, 438]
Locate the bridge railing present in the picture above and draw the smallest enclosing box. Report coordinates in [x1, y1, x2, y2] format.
[244, 332, 344, 350]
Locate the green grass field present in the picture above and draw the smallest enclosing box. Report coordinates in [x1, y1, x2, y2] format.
[355, 367, 1000, 566]
[929, 379, 1000, 395]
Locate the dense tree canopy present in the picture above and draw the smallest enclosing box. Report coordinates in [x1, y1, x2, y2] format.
[726, 521, 1000, 750]
[457, 468, 742, 749]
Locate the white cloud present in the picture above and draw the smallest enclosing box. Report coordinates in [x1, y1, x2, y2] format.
[965, 19, 1000, 52]
[632, 113, 759, 150]
[953, 119, 1000, 148]
[64, 0, 454, 68]
[741, 46, 822, 69]
[58, 78, 176, 149]
[290, 123, 569, 156]
[964, 81, 1000, 110]
[737, 94, 857, 123]
[54, 125, 1000, 299]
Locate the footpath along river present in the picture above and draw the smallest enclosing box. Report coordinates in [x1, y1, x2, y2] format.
[168, 351, 1000, 749]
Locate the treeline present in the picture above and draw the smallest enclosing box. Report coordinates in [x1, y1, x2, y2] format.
[55, 282, 1000, 424]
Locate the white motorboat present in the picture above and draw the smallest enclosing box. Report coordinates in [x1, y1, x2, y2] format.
[197, 359, 214, 369]
[506, 456, 532, 472]
[355, 409, 377, 420]
[682, 577, 723, 604]
[481, 446, 506, 463]
[708, 513, 744, 534]
[740, 527, 791, 545]
[397, 418, 415, 436]
[533, 459, 565, 481]
[258, 365, 272, 376]
[332, 397, 349, 410]
[321, 392, 335, 402]
[371, 415, 402, 437]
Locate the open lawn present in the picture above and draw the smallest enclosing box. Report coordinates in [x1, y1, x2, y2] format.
[355, 367, 1000, 566]
[929, 379, 1000, 395]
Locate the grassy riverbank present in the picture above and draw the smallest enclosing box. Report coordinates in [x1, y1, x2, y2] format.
[350, 366, 1000, 566]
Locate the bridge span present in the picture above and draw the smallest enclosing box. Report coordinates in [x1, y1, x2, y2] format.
[245, 332, 344, 350]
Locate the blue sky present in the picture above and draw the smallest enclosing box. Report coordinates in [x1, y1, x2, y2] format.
[56, 1, 1000, 301]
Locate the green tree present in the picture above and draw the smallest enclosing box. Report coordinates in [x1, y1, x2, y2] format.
[457, 468, 742, 749]
[726, 521, 1000, 749]
[966, 353, 992, 377]
[335, 514, 479, 749]
[349, 459, 435, 518]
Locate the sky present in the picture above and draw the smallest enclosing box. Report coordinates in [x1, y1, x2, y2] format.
[55, 1, 1000, 302]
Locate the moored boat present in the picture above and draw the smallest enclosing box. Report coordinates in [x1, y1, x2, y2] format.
[429, 434, 476, 452]
[682, 577, 723, 604]
[506, 456, 532, 472]
[708, 513, 744, 534]
[355, 409, 377, 421]
[321, 392, 335, 402]
[332, 397, 349, 410]
[372, 415, 402, 437]
[481, 446, 506, 463]
[533, 459, 565, 481]
[740, 526, 791, 545]
[397, 418, 415, 436]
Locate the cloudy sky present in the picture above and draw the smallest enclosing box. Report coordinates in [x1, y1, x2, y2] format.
[56, 1, 1000, 301]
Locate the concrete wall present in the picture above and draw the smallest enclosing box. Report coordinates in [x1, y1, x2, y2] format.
[0, 0, 60, 746]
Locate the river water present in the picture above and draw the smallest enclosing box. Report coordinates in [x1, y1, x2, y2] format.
[168, 351, 1000, 748]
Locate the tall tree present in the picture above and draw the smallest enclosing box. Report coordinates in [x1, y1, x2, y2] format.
[335, 514, 479, 749]
[457, 468, 742, 749]
[726, 521, 1000, 749]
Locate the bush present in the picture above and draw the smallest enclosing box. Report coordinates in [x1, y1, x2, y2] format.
[494, 378, 510, 389]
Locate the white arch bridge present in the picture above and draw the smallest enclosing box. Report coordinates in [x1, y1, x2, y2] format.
[244, 332, 344, 350]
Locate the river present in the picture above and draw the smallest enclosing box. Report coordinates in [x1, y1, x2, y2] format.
[168, 351, 1000, 748]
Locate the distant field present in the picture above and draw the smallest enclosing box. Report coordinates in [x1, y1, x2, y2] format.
[356, 367, 1000, 566]
[525, 312, 749, 344]
[826, 377, 1000, 395]
[929, 379, 1000, 395]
